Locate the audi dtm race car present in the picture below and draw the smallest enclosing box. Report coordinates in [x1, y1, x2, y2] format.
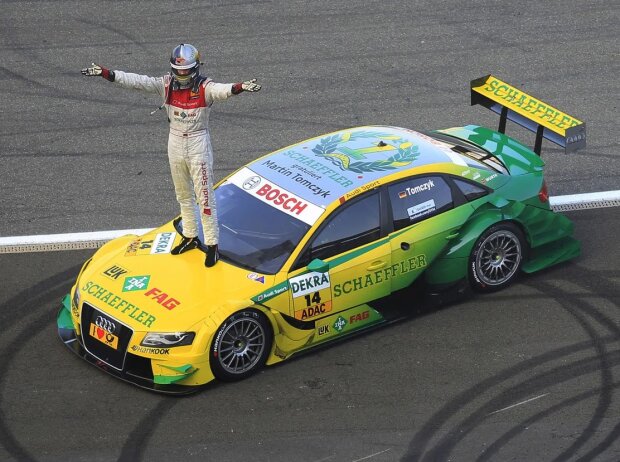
[58, 75, 586, 393]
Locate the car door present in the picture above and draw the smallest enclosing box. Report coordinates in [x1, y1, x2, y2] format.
[288, 191, 391, 322]
[387, 175, 475, 292]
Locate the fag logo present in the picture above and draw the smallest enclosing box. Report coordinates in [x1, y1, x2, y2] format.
[175, 57, 186, 64]
[123, 275, 151, 292]
[144, 287, 181, 310]
[349, 310, 369, 324]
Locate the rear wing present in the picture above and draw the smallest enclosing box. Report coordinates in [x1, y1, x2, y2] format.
[470, 75, 586, 155]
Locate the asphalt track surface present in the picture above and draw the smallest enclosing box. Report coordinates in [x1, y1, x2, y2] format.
[0, 1, 618, 461]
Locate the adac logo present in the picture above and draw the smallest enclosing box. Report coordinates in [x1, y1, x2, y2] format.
[312, 130, 420, 174]
[123, 275, 151, 292]
[333, 316, 347, 332]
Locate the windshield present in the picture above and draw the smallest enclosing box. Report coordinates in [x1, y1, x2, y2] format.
[216, 182, 311, 274]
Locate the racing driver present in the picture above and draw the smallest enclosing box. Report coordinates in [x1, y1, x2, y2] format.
[81, 43, 261, 267]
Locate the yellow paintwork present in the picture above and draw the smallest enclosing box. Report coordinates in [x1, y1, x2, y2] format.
[471, 75, 582, 136]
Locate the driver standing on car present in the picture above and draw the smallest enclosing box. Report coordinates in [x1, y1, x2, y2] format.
[81, 43, 261, 267]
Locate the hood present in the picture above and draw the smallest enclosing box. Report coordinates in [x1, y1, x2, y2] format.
[77, 225, 275, 332]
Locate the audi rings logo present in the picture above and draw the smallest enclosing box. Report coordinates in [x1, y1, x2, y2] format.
[95, 316, 116, 333]
[243, 176, 261, 190]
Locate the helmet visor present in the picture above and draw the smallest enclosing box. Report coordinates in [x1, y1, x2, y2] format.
[171, 65, 196, 83]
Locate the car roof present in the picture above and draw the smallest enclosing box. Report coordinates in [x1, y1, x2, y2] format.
[246, 125, 469, 208]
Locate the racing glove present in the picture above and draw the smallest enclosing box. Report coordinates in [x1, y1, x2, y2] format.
[81, 63, 115, 82]
[232, 78, 261, 94]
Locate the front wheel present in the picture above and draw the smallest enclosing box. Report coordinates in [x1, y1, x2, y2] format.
[469, 223, 526, 293]
[210, 309, 273, 382]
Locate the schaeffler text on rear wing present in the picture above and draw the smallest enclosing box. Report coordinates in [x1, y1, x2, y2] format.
[470, 75, 586, 155]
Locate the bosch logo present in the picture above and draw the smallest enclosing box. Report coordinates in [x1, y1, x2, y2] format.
[95, 316, 116, 333]
[243, 176, 261, 190]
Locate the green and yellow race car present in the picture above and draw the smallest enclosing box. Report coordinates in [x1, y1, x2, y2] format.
[57, 75, 584, 393]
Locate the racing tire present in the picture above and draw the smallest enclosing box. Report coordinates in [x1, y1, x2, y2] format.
[210, 309, 273, 382]
[469, 222, 525, 293]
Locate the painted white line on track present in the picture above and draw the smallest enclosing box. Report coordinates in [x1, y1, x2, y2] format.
[0, 228, 153, 254]
[0, 190, 618, 253]
[549, 190, 620, 212]
[487, 393, 549, 416]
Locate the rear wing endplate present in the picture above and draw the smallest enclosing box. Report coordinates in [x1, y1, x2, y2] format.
[470, 75, 586, 155]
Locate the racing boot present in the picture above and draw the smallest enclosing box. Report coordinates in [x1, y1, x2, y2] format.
[171, 236, 199, 255]
[205, 244, 219, 267]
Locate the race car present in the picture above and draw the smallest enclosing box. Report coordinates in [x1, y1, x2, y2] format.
[57, 75, 585, 393]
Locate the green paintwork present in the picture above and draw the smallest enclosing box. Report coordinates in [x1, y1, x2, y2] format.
[57, 295, 73, 330]
[154, 364, 196, 385]
[437, 125, 545, 174]
[522, 236, 580, 273]
[307, 259, 330, 273]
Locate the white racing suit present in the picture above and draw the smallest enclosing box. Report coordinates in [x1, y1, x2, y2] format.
[113, 71, 236, 245]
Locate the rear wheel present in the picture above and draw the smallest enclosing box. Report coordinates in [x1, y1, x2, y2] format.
[210, 309, 272, 382]
[469, 223, 525, 292]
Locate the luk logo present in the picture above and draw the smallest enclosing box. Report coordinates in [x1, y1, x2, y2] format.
[103, 265, 128, 280]
[333, 316, 347, 332]
[123, 275, 151, 292]
[318, 325, 330, 336]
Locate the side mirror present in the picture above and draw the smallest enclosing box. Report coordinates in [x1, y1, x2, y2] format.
[307, 258, 329, 273]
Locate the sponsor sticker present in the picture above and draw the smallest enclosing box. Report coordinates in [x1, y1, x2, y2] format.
[248, 273, 265, 284]
[295, 300, 332, 320]
[125, 238, 154, 256]
[407, 199, 436, 220]
[227, 167, 324, 225]
[103, 265, 128, 280]
[131, 345, 170, 355]
[252, 281, 290, 304]
[81, 281, 157, 327]
[151, 232, 176, 255]
[144, 287, 181, 310]
[123, 275, 151, 292]
[289, 272, 331, 298]
[333, 316, 347, 332]
[89, 323, 119, 350]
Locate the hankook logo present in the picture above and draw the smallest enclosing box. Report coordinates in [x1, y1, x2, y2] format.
[95, 316, 116, 334]
[243, 176, 261, 190]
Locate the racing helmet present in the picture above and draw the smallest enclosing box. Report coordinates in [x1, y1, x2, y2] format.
[170, 43, 201, 87]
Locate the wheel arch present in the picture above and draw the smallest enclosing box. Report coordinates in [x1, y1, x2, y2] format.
[424, 208, 531, 287]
